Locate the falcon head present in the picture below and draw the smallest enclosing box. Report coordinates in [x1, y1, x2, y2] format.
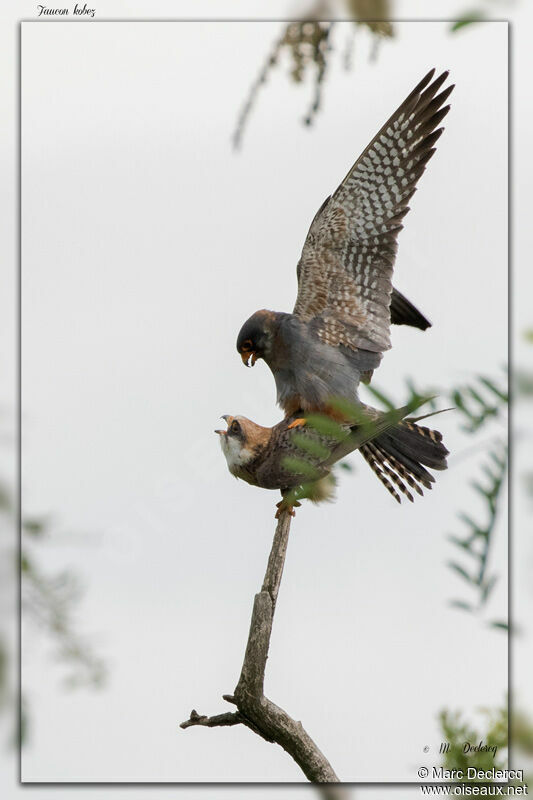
[215, 414, 271, 475]
[236, 310, 277, 367]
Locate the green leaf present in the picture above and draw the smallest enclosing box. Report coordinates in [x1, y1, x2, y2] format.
[515, 370, 533, 397]
[478, 377, 508, 403]
[452, 390, 472, 420]
[449, 600, 475, 612]
[327, 396, 371, 423]
[23, 518, 46, 537]
[489, 448, 507, 471]
[450, 11, 487, 33]
[363, 384, 396, 410]
[0, 483, 11, 511]
[338, 461, 353, 472]
[481, 464, 497, 485]
[305, 414, 347, 440]
[405, 377, 434, 404]
[471, 479, 490, 500]
[20, 553, 31, 573]
[480, 575, 498, 605]
[457, 512, 479, 531]
[447, 534, 477, 554]
[448, 561, 477, 585]
[467, 386, 488, 407]
[291, 432, 331, 460]
[488, 620, 509, 632]
[281, 455, 321, 480]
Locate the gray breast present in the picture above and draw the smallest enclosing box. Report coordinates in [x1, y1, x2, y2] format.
[272, 315, 374, 408]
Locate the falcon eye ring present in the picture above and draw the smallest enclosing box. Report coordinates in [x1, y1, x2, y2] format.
[242, 339, 253, 351]
[231, 420, 240, 434]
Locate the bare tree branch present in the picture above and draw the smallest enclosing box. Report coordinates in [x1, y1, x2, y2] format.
[180, 709, 242, 730]
[179, 707, 275, 743]
[180, 508, 340, 783]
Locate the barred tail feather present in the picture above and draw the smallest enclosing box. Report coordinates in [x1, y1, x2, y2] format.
[359, 418, 448, 503]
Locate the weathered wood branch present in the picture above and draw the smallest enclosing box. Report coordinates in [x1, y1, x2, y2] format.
[180, 709, 241, 730]
[180, 508, 340, 783]
[179, 707, 273, 742]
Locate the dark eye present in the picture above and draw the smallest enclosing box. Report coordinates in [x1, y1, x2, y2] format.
[231, 420, 240, 434]
[242, 339, 253, 350]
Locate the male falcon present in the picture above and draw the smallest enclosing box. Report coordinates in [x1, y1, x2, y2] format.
[236, 69, 453, 419]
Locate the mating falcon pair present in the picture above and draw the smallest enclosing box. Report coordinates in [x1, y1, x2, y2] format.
[217, 68, 452, 516]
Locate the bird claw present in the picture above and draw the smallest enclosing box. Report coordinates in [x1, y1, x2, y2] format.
[275, 498, 302, 519]
[287, 418, 306, 430]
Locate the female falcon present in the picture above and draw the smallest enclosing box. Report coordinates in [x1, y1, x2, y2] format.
[236, 69, 453, 420]
[215, 406, 449, 516]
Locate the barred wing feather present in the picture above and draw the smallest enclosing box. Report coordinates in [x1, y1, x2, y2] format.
[293, 68, 453, 355]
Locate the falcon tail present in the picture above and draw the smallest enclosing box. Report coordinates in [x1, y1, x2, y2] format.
[359, 418, 448, 503]
[390, 288, 431, 331]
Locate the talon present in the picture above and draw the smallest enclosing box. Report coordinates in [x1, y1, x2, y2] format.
[275, 499, 302, 518]
[287, 417, 306, 430]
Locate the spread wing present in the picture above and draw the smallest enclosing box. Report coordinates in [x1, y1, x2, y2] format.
[293, 69, 453, 355]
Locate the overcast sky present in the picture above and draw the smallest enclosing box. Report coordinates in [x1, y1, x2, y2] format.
[3, 0, 532, 796]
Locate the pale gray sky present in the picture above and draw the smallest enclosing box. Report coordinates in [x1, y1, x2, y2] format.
[2, 0, 530, 795]
[19, 15, 508, 783]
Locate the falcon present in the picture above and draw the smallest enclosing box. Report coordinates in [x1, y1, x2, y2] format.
[215, 406, 448, 516]
[236, 69, 453, 421]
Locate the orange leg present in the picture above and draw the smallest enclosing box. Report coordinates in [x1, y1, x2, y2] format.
[287, 417, 306, 430]
[275, 498, 302, 519]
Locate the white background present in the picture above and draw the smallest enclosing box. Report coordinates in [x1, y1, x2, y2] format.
[1, 0, 529, 797]
[19, 16, 507, 783]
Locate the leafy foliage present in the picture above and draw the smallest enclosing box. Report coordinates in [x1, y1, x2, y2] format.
[439, 705, 508, 777]
[281, 393, 434, 509]
[516, 369, 533, 398]
[346, 0, 394, 38]
[450, 11, 488, 33]
[18, 514, 107, 746]
[450, 372, 508, 433]
[14, 485, 107, 691]
[365, 368, 508, 628]
[232, 1, 396, 149]
[0, 469, 107, 745]
[232, 0, 497, 148]
[440, 702, 533, 788]
[232, 20, 335, 149]
[513, 709, 533, 757]
[447, 441, 508, 629]
[21, 544, 107, 692]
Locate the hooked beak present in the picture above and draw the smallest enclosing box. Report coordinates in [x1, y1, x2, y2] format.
[214, 414, 232, 435]
[240, 351, 258, 367]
